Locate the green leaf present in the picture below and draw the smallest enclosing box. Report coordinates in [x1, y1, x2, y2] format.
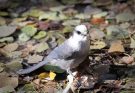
[21, 25, 37, 37]
[18, 33, 30, 42]
[34, 31, 47, 39]
[22, 9, 45, 17]
[39, 12, 67, 21]
[0, 37, 14, 43]
[6, 59, 22, 71]
[62, 19, 81, 26]
[0, 86, 15, 93]
[0, 11, 9, 16]
[35, 42, 49, 53]
[93, 12, 108, 18]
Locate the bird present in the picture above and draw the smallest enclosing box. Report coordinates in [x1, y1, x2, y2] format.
[17, 25, 90, 75]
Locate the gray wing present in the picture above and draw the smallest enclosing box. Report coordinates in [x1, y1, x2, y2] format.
[47, 41, 76, 60]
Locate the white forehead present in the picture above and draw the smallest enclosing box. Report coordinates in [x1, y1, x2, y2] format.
[75, 25, 87, 32]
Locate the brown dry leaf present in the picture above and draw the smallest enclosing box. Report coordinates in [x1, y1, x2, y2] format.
[42, 81, 57, 93]
[33, 79, 40, 85]
[0, 73, 18, 88]
[3, 43, 18, 52]
[27, 54, 43, 64]
[21, 48, 30, 58]
[91, 17, 105, 25]
[90, 28, 105, 40]
[0, 63, 4, 72]
[108, 40, 125, 53]
[120, 56, 134, 64]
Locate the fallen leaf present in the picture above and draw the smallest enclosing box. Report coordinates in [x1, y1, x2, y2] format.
[20, 83, 35, 92]
[50, 6, 66, 12]
[0, 25, 17, 38]
[27, 54, 43, 64]
[130, 38, 135, 48]
[93, 12, 108, 18]
[0, 86, 15, 93]
[116, 12, 135, 22]
[7, 51, 22, 58]
[62, 19, 81, 26]
[0, 63, 4, 72]
[22, 9, 45, 17]
[106, 25, 129, 39]
[21, 48, 30, 58]
[39, 12, 67, 21]
[35, 42, 49, 53]
[34, 31, 47, 39]
[38, 21, 50, 30]
[62, 26, 73, 33]
[108, 40, 125, 53]
[18, 33, 30, 42]
[0, 11, 9, 16]
[32, 79, 40, 86]
[38, 72, 49, 79]
[90, 41, 106, 49]
[94, 0, 113, 6]
[21, 25, 37, 37]
[0, 37, 14, 43]
[0, 73, 18, 88]
[3, 43, 18, 52]
[90, 28, 105, 40]
[75, 13, 90, 19]
[5, 59, 22, 71]
[120, 56, 134, 64]
[57, 38, 65, 45]
[0, 17, 6, 25]
[49, 71, 56, 80]
[91, 17, 105, 25]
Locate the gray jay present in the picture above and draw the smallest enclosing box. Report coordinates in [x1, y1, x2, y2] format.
[17, 25, 90, 75]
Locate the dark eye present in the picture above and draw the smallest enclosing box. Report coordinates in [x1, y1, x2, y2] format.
[76, 31, 81, 35]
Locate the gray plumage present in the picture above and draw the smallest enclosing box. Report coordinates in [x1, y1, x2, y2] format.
[17, 25, 90, 75]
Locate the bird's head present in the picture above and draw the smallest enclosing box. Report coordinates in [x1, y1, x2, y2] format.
[72, 25, 89, 41]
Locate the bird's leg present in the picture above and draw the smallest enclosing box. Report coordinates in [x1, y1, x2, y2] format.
[67, 68, 74, 77]
[63, 70, 78, 93]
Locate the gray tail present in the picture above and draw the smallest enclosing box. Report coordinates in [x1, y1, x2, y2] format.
[17, 60, 48, 75]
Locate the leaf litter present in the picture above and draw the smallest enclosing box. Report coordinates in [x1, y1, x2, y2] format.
[0, 0, 135, 93]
